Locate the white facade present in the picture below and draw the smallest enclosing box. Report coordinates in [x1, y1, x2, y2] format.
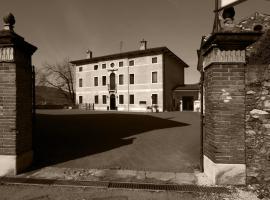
[75, 54, 164, 112]
[72, 47, 188, 112]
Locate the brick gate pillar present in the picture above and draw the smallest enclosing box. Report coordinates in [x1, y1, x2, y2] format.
[200, 32, 261, 185]
[0, 13, 37, 175]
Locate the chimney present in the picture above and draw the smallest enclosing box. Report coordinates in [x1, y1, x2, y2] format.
[139, 39, 147, 50]
[86, 49, 93, 59]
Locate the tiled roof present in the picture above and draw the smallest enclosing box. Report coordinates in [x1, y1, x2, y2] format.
[70, 46, 189, 68]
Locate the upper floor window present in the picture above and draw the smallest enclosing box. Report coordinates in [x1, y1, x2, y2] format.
[94, 77, 98, 86]
[79, 67, 83, 72]
[152, 72, 157, 83]
[152, 57, 157, 63]
[129, 94, 134, 104]
[110, 63, 115, 68]
[119, 74, 124, 85]
[102, 63, 106, 69]
[119, 61, 123, 67]
[102, 76, 106, 86]
[129, 60, 134, 66]
[102, 95, 107, 104]
[119, 95, 124, 104]
[94, 65, 98, 70]
[79, 78, 83, 87]
[129, 74, 134, 84]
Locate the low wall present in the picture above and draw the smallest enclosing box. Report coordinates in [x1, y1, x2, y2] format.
[245, 64, 270, 183]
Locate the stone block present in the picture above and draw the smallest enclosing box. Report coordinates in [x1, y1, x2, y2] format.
[204, 155, 246, 185]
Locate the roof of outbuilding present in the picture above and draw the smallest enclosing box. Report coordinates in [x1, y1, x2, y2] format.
[174, 84, 200, 91]
[70, 46, 189, 68]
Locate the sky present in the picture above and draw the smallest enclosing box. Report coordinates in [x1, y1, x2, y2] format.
[1, 0, 270, 83]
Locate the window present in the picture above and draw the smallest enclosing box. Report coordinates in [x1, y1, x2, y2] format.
[94, 77, 98, 86]
[79, 78, 83, 87]
[110, 63, 115, 68]
[102, 95, 107, 104]
[95, 95, 99, 104]
[152, 72, 158, 83]
[129, 95, 134, 104]
[129, 74, 134, 84]
[152, 57, 157, 63]
[102, 63, 106, 69]
[119, 74, 124, 85]
[94, 65, 98, 70]
[139, 101, 146, 105]
[102, 76, 106, 86]
[129, 60, 134, 66]
[79, 96, 83, 104]
[119, 61, 123, 67]
[119, 95, 124, 104]
[152, 94, 158, 104]
[79, 67, 83, 72]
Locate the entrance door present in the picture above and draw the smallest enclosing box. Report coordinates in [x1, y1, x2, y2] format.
[182, 96, 194, 111]
[110, 94, 116, 110]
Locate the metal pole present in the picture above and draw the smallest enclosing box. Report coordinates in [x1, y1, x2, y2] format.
[200, 70, 204, 172]
[127, 64, 130, 112]
[212, 0, 219, 33]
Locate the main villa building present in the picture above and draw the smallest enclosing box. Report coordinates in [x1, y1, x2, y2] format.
[71, 41, 192, 112]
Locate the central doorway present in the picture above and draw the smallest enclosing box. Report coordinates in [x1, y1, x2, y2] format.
[110, 94, 116, 110]
[182, 96, 194, 111]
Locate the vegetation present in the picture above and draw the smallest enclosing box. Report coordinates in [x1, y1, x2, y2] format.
[36, 58, 75, 105]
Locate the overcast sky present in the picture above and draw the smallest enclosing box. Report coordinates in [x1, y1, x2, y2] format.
[1, 0, 270, 83]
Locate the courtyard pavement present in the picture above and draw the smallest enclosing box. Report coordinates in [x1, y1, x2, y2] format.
[33, 110, 201, 173]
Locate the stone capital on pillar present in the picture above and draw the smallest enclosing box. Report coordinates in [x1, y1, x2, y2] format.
[0, 13, 37, 176]
[201, 32, 262, 70]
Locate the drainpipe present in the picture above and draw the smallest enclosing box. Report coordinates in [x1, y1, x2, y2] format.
[127, 63, 130, 112]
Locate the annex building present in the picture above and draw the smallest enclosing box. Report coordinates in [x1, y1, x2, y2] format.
[71, 41, 191, 112]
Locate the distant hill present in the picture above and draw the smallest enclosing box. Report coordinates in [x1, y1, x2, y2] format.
[35, 86, 72, 105]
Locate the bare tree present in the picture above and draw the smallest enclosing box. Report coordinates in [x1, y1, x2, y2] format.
[37, 58, 75, 105]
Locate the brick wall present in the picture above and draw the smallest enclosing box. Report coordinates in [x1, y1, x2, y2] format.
[0, 53, 33, 157]
[245, 64, 270, 183]
[0, 62, 16, 155]
[204, 63, 245, 164]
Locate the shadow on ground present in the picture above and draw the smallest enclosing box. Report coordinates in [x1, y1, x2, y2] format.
[33, 113, 189, 169]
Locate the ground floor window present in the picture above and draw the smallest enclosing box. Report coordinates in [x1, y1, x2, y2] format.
[119, 95, 124, 104]
[95, 95, 99, 104]
[79, 96, 83, 104]
[152, 94, 158, 104]
[129, 94, 134, 104]
[102, 95, 107, 104]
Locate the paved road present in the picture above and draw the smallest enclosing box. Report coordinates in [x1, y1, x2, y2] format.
[34, 110, 200, 173]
